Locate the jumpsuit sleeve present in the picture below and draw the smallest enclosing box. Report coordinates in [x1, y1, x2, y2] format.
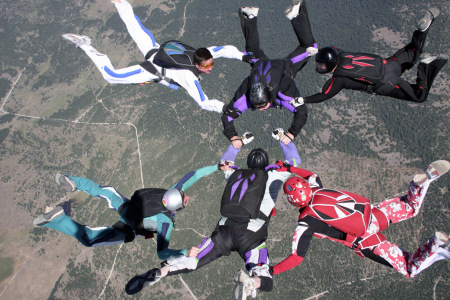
[221, 78, 252, 139]
[207, 45, 244, 60]
[304, 76, 346, 103]
[175, 71, 224, 113]
[171, 165, 219, 192]
[272, 221, 314, 275]
[155, 214, 187, 260]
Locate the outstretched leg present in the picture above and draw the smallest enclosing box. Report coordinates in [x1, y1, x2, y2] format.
[33, 205, 125, 247]
[62, 33, 159, 84]
[372, 232, 449, 278]
[125, 236, 224, 295]
[285, 1, 318, 77]
[239, 7, 268, 59]
[377, 160, 450, 223]
[113, 0, 159, 56]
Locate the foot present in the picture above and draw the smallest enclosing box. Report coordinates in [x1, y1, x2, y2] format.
[285, 1, 303, 20]
[55, 173, 77, 192]
[62, 33, 92, 47]
[413, 160, 450, 187]
[125, 268, 162, 295]
[241, 132, 254, 145]
[33, 205, 64, 227]
[272, 128, 285, 141]
[239, 7, 259, 19]
[232, 269, 256, 300]
[436, 232, 450, 250]
[418, 8, 439, 32]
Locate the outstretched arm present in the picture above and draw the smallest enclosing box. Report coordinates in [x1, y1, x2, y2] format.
[171, 165, 219, 192]
[155, 215, 187, 260]
[207, 45, 245, 60]
[303, 76, 346, 104]
[272, 222, 314, 275]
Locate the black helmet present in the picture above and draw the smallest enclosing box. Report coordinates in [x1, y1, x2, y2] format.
[247, 148, 269, 170]
[249, 82, 271, 110]
[315, 47, 339, 74]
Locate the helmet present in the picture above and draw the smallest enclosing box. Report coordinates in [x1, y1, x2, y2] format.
[247, 148, 269, 170]
[249, 82, 271, 110]
[315, 47, 339, 74]
[162, 188, 184, 211]
[283, 177, 312, 208]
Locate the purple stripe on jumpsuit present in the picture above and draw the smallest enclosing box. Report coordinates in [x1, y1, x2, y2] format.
[196, 238, 215, 261]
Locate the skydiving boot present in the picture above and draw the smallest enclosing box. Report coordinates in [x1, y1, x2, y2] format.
[285, 1, 303, 20]
[33, 205, 65, 227]
[55, 173, 77, 192]
[232, 269, 257, 300]
[418, 8, 439, 32]
[125, 268, 162, 295]
[62, 33, 92, 47]
[435, 232, 450, 250]
[239, 7, 259, 19]
[416, 54, 448, 98]
[413, 160, 450, 187]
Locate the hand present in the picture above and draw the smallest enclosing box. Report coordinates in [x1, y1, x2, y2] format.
[289, 97, 304, 108]
[186, 247, 200, 257]
[230, 136, 243, 149]
[280, 132, 294, 145]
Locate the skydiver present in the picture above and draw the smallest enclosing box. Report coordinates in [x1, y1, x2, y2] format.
[271, 159, 450, 279]
[124, 129, 302, 300]
[292, 8, 447, 106]
[62, 0, 245, 113]
[33, 164, 218, 260]
[221, 0, 317, 149]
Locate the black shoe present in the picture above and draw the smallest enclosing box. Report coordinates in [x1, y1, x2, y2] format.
[125, 268, 161, 295]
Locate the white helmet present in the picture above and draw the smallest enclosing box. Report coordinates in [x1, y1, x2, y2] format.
[162, 188, 184, 211]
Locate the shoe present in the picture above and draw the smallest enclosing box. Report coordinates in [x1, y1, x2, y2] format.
[62, 33, 92, 47]
[285, 1, 302, 20]
[241, 132, 254, 145]
[436, 232, 450, 250]
[33, 205, 64, 227]
[420, 53, 438, 64]
[55, 173, 77, 192]
[272, 128, 285, 141]
[418, 8, 439, 32]
[125, 268, 161, 295]
[413, 160, 450, 187]
[232, 269, 256, 300]
[239, 7, 259, 19]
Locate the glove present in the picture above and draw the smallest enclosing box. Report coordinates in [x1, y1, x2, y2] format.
[289, 97, 304, 108]
[272, 128, 284, 141]
[275, 160, 291, 172]
[242, 51, 255, 63]
[241, 132, 254, 145]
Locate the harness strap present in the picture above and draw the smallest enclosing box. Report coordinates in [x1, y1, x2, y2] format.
[372, 207, 389, 232]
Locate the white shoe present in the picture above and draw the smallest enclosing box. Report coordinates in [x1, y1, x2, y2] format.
[418, 8, 439, 32]
[413, 160, 450, 187]
[232, 269, 256, 300]
[285, 1, 302, 20]
[272, 128, 284, 141]
[62, 33, 92, 47]
[436, 232, 450, 250]
[33, 205, 64, 227]
[55, 173, 77, 192]
[239, 7, 259, 19]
